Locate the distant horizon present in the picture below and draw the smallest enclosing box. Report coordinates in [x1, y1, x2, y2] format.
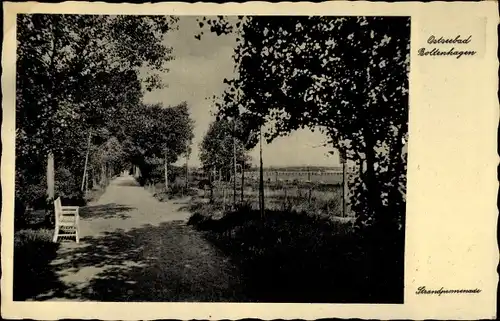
[183, 164, 347, 171]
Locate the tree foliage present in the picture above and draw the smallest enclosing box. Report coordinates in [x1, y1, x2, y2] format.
[125, 102, 195, 185]
[200, 118, 251, 181]
[16, 14, 176, 154]
[15, 14, 180, 213]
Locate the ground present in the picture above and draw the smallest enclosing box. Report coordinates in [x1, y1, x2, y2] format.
[35, 175, 247, 302]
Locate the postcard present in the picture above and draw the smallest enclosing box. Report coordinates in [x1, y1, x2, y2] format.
[1, 1, 498, 320]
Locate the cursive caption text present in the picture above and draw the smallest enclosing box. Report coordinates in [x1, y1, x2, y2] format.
[418, 35, 476, 59]
[416, 286, 482, 296]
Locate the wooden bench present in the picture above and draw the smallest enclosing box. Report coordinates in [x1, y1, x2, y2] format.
[53, 197, 80, 243]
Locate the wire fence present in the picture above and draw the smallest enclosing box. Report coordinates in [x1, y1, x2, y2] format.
[201, 172, 355, 218]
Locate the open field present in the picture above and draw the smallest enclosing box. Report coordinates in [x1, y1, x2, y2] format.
[146, 174, 355, 220]
[244, 170, 345, 184]
[145, 166, 356, 219]
[205, 181, 354, 219]
[193, 167, 356, 185]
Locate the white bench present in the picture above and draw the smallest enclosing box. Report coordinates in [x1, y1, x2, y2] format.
[53, 197, 80, 243]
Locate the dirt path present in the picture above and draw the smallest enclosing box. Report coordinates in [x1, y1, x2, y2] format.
[41, 175, 246, 302]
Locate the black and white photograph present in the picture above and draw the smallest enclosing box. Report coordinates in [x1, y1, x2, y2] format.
[12, 13, 410, 303]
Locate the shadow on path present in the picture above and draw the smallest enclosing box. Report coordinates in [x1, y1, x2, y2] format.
[50, 221, 247, 302]
[80, 203, 136, 220]
[15, 176, 248, 302]
[114, 179, 140, 187]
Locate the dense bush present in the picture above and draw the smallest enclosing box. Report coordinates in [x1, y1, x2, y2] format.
[15, 158, 47, 214]
[137, 162, 185, 187]
[54, 167, 81, 199]
[15, 164, 87, 231]
[152, 180, 198, 202]
[13, 229, 60, 300]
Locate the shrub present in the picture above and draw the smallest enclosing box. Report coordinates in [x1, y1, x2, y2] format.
[14, 228, 54, 248]
[14, 228, 60, 300]
[137, 163, 185, 187]
[153, 181, 198, 201]
[14, 198, 29, 230]
[55, 167, 86, 206]
[59, 190, 86, 207]
[84, 186, 106, 203]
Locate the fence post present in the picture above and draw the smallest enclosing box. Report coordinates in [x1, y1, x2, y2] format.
[240, 164, 245, 203]
[341, 151, 348, 218]
[222, 183, 226, 211]
[209, 177, 214, 203]
[284, 185, 288, 209]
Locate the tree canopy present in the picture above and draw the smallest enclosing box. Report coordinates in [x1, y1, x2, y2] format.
[15, 14, 194, 210]
[125, 102, 195, 167]
[16, 14, 176, 156]
[199, 118, 251, 181]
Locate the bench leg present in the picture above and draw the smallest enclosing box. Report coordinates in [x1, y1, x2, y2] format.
[75, 229, 80, 243]
[53, 226, 59, 243]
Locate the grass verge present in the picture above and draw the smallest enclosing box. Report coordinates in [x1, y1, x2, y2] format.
[187, 201, 403, 303]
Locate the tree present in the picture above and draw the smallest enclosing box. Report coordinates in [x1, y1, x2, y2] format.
[184, 142, 192, 190]
[200, 118, 251, 182]
[122, 102, 194, 188]
[199, 16, 410, 235]
[16, 14, 177, 209]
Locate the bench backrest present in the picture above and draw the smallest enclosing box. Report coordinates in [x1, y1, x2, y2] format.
[54, 197, 78, 224]
[54, 197, 62, 225]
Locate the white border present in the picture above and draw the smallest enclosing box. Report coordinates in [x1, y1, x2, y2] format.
[2, 2, 498, 320]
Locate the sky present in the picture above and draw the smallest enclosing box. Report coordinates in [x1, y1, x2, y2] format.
[143, 16, 339, 168]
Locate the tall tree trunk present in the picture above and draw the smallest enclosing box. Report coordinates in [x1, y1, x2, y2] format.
[45, 18, 62, 204]
[233, 122, 237, 206]
[81, 130, 92, 191]
[342, 156, 347, 217]
[85, 167, 89, 196]
[240, 162, 245, 203]
[100, 163, 106, 186]
[387, 125, 407, 231]
[222, 183, 227, 211]
[259, 127, 265, 217]
[209, 170, 214, 202]
[363, 132, 383, 226]
[164, 148, 169, 191]
[185, 155, 189, 190]
[105, 162, 108, 186]
[92, 167, 97, 188]
[46, 153, 55, 200]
